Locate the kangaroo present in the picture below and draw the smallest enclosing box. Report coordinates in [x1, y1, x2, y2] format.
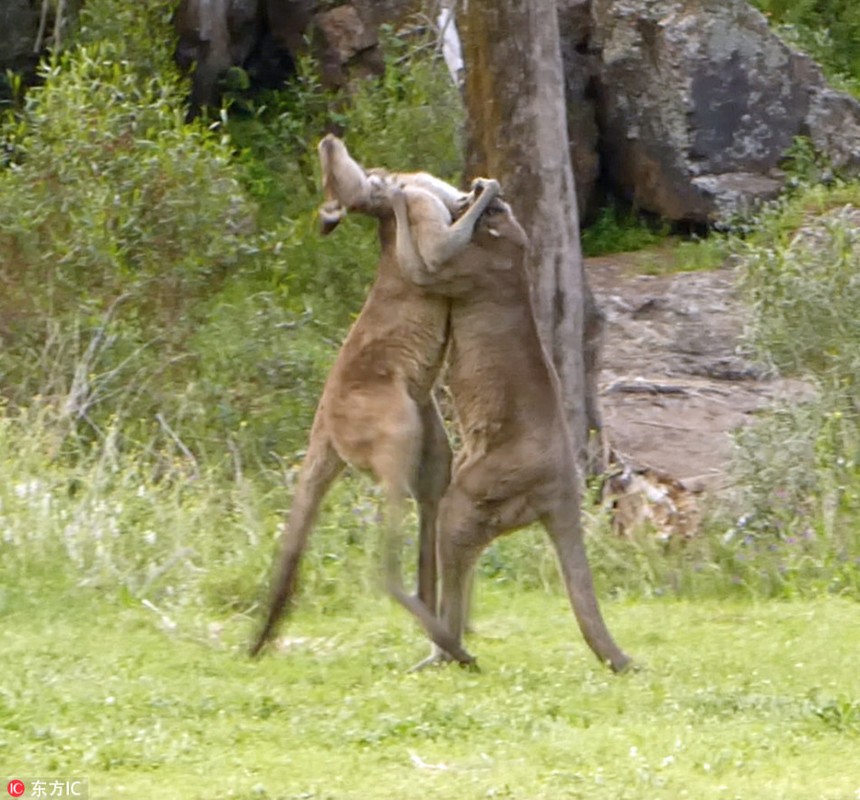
[250, 136, 498, 661]
[380, 176, 632, 673]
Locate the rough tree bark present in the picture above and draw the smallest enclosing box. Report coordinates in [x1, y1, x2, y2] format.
[460, 0, 605, 475]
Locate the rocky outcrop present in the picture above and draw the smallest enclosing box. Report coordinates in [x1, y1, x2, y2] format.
[312, 0, 423, 85]
[8, 0, 854, 227]
[1, 0, 38, 71]
[174, 0, 420, 115]
[313, 2, 383, 85]
[587, 0, 860, 224]
[558, 0, 601, 220]
[138, 0, 860, 223]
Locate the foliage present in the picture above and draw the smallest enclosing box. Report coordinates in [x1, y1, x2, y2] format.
[741, 205, 860, 379]
[751, 0, 860, 95]
[0, 8, 465, 471]
[623, 235, 730, 275]
[580, 202, 668, 258]
[726, 399, 860, 594]
[0, 41, 268, 469]
[0, 49, 249, 302]
[580, 204, 734, 272]
[74, 0, 178, 78]
[715, 181, 860, 579]
[225, 29, 465, 226]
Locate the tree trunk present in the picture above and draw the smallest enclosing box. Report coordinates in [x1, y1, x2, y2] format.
[460, 0, 605, 474]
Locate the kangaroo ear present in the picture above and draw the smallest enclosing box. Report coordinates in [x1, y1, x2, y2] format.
[319, 200, 346, 236]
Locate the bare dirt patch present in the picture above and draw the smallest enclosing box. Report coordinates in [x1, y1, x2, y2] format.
[589, 254, 810, 497]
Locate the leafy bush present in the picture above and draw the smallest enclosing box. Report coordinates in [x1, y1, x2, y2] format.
[741, 204, 860, 380]
[718, 196, 860, 591]
[581, 202, 668, 257]
[75, 0, 178, 79]
[0, 41, 264, 465]
[751, 0, 860, 95]
[0, 6, 466, 470]
[1, 48, 250, 301]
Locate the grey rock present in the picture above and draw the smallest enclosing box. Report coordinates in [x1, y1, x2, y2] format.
[315, 4, 376, 61]
[0, 0, 38, 70]
[558, 0, 602, 219]
[174, 0, 418, 114]
[586, 0, 860, 224]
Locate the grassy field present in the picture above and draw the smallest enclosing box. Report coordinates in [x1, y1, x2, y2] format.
[3, 582, 858, 800]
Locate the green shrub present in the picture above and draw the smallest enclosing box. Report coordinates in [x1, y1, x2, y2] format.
[0, 7, 467, 480]
[0, 41, 267, 464]
[0, 48, 249, 297]
[581, 202, 668, 257]
[741, 204, 860, 379]
[75, 0, 178, 78]
[751, 0, 860, 95]
[721, 195, 860, 589]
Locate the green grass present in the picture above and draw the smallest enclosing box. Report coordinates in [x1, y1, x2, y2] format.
[587, 236, 731, 275]
[581, 204, 669, 258]
[580, 200, 732, 272]
[2, 584, 858, 800]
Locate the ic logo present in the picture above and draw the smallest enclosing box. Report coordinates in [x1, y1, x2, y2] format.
[7, 780, 25, 798]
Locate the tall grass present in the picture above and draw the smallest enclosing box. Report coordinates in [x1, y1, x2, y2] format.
[721, 197, 860, 589]
[0, 397, 404, 627]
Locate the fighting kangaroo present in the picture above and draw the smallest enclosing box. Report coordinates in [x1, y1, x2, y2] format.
[379, 175, 632, 673]
[250, 136, 498, 660]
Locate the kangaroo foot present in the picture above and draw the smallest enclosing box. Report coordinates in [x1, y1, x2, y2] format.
[407, 646, 480, 674]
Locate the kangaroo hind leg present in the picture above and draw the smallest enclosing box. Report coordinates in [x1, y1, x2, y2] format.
[542, 504, 631, 673]
[410, 396, 452, 615]
[373, 388, 474, 667]
[250, 431, 345, 656]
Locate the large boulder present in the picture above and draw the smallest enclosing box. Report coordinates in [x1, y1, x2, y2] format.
[0, 0, 40, 82]
[558, 0, 602, 220]
[0, 0, 84, 73]
[174, 0, 420, 115]
[588, 0, 860, 224]
[306, 0, 423, 86]
[312, 1, 383, 86]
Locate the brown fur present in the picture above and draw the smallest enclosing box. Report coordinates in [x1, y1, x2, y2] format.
[386, 176, 632, 673]
[253, 136, 630, 672]
[250, 137, 494, 662]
